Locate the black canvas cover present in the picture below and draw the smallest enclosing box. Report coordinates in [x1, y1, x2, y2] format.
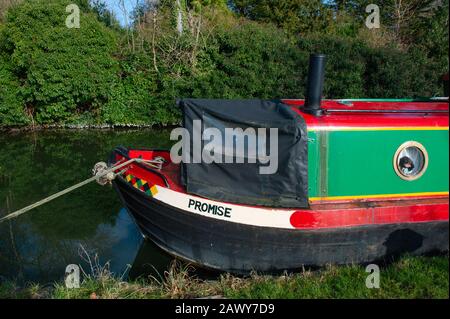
[177, 99, 308, 208]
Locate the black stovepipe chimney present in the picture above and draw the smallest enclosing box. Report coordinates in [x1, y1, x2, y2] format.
[304, 54, 326, 115]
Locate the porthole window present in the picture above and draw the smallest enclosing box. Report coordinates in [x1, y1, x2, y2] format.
[393, 141, 428, 181]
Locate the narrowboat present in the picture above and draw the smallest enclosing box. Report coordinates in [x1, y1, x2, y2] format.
[109, 54, 449, 273]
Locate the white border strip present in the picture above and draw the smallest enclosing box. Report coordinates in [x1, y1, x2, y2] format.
[153, 186, 296, 229]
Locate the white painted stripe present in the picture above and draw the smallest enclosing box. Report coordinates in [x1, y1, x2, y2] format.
[152, 186, 296, 229]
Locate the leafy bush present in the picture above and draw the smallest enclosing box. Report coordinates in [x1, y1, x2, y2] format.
[0, 0, 447, 127]
[1, 0, 119, 124]
[364, 46, 442, 98]
[298, 36, 366, 98]
[298, 35, 443, 98]
[0, 56, 29, 125]
[182, 20, 306, 99]
[102, 53, 178, 125]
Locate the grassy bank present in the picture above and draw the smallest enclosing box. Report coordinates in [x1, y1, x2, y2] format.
[1, 255, 448, 299]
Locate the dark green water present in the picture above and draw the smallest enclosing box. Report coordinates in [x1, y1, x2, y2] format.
[0, 129, 177, 284]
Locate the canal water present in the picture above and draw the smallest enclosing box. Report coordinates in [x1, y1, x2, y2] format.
[0, 129, 178, 284]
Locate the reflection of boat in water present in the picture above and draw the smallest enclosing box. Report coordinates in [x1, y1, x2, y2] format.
[128, 240, 174, 281]
[109, 55, 449, 273]
[128, 240, 221, 280]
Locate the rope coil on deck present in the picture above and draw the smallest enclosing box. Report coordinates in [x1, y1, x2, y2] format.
[0, 157, 164, 223]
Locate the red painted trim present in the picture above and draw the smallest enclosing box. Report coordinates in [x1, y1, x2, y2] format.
[283, 99, 449, 112]
[284, 100, 449, 130]
[128, 149, 171, 162]
[114, 152, 185, 192]
[291, 107, 448, 129]
[290, 201, 449, 229]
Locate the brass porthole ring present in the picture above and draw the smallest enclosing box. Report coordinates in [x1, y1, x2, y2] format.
[393, 141, 428, 181]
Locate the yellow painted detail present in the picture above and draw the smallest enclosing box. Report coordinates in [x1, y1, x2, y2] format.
[150, 185, 158, 196]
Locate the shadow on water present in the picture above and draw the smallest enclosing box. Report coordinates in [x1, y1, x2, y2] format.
[0, 129, 185, 284]
[128, 240, 176, 281]
[128, 237, 222, 282]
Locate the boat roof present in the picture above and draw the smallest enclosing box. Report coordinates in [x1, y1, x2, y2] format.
[282, 98, 449, 113]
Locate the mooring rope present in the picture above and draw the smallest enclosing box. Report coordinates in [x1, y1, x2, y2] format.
[0, 157, 163, 224]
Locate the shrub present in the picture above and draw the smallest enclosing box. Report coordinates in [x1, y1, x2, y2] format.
[101, 52, 180, 126]
[1, 0, 119, 124]
[0, 0, 447, 127]
[298, 35, 443, 99]
[298, 35, 366, 98]
[0, 56, 29, 125]
[364, 46, 442, 98]
[183, 20, 305, 99]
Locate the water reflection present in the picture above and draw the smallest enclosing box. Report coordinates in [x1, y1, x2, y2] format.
[0, 129, 175, 284]
[128, 239, 175, 281]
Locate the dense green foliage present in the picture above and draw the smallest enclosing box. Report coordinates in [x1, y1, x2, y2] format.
[298, 36, 444, 98]
[1, 0, 119, 124]
[0, 0, 448, 126]
[0, 255, 448, 298]
[0, 44, 28, 125]
[178, 21, 305, 99]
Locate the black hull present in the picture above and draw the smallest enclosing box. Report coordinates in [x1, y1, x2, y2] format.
[114, 178, 449, 273]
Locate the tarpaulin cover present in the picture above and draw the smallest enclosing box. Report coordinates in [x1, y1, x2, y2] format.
[178, 99, 308, 208]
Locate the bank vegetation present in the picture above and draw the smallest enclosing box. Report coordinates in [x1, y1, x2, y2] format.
[0, 0, 448, 127]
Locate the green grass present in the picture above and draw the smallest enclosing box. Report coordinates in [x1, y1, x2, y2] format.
[0, 255, 448, 299]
